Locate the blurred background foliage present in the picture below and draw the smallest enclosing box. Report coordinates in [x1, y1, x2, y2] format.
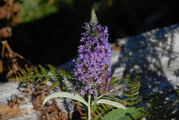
[17, 0, 59, 23]
[8, 0, 179, 66]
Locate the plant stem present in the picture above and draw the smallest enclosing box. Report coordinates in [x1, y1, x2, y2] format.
[88, 94, 91, 120]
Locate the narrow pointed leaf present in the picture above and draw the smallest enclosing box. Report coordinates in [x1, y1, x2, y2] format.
[42, 92, 88, 107]
[95, 99, 126, 109]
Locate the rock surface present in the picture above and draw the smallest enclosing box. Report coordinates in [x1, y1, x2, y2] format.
[0, 24, 179, 119]
[112, 24, 179, 95]
[0, 82, 37, 120]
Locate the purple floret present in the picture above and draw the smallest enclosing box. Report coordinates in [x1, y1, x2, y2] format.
[73, 23, 112, 95]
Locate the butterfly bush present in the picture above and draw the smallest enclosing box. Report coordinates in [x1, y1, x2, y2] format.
[73, 22, 112, 95]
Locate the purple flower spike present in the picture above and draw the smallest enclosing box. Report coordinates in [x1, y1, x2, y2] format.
[73, 21, 111, 95]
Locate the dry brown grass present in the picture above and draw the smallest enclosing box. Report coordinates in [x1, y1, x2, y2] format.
[0, 103, 23, 119]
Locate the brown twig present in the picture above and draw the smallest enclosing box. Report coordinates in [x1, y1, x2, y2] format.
[2, 40, 14, 58]
[8, 95, 26, 108]
[0, 40, 33, 78]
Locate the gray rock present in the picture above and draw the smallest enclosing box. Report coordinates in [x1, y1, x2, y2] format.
[0, 82, 20, 104]
[112, 24, 179, 95]
[0, 82, 39, 120]
[19, 102, 34, 114]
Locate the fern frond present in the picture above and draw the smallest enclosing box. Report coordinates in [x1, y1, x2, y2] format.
[123, 75, 142, 107]
[9, 64, 72, 90]
[122, 75, 149, 119]
[92, 104, 114, 120]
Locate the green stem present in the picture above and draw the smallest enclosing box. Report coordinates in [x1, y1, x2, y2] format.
[88, 94, 91, 120]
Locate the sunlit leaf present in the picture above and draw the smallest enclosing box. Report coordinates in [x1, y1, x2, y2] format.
[42, 92, 88, 107]
[94, 99, 126, 109]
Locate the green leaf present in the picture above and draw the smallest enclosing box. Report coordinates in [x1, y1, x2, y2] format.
[102, 108, 126, 120]
[39, 65, 47, 75]
[17, 0, 58, 23]
[42, 92, 88, 107]
[94, 99, 126, 109]
[102, 107, 141, 120]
